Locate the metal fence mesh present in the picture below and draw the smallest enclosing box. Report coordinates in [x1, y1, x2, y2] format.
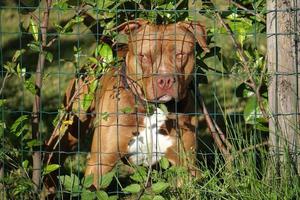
[0, 0, 299, 199]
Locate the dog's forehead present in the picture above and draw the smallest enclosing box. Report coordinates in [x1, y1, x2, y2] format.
[131, 23, 195, 43]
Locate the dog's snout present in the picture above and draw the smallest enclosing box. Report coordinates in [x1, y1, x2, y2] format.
[157, 76, 175, 90]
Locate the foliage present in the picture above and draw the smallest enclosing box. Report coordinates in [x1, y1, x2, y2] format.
[1, 0, 296, 199]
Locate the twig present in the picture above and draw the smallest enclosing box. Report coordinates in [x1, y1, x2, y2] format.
[215, 12, 248, 67]
[31, 0, 52, 192]
[213, 120, 233, 150]
[197, 92, 233, 165]
[215, 11, 268, 119]
[255, 55, 268, 118]
[0, 72, 10, 95]
[175, 0, 185, 8]
[45, 76, 96, 164]
[29, 12, 40, 24]
[238, 141, 269, 154]
[0, 163, 4, 192]
[138, 3, 145, 10]
[46, 36, 58, 47]
[226, 0, 266, 23]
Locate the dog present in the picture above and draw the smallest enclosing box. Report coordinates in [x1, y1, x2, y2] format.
[81, 19, 209, 187]
[45, 19, 208, 191]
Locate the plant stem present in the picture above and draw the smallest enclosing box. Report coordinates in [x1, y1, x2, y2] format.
[215, 11, 268, 118]
[31, 0, 52, 192]
[198, 92, 233, 166]
[0, 72, 10, 95]
[226, 0, 266, 23]
[0, 162, 3, 193]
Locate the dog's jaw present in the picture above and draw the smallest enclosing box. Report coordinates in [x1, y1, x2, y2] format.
[157, 94, 173, 102]
[128, 108, 173, 166]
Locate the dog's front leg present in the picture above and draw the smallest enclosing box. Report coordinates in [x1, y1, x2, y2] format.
[85, 125, 135, 188]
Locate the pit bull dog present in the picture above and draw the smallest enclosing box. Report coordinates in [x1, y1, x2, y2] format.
[83, 19, 209, 187]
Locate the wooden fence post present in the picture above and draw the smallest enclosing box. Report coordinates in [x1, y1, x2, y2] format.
[267, 0, 300, 175]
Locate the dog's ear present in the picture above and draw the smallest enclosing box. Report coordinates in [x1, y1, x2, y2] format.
[115, 19, 149, 35]
[178, 21, 209, 53]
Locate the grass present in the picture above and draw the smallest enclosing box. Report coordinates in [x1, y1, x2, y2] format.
[1, 5, 300, 200]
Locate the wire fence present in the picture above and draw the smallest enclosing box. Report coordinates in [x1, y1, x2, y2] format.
[0, 0, 299, 199]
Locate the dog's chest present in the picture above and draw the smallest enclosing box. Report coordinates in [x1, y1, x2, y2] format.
[128, 108, 173, 166]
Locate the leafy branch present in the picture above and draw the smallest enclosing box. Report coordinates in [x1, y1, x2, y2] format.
[215, 11, 268, 119]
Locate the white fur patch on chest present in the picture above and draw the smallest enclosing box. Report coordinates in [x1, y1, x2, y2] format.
[128, 108, 173, 166]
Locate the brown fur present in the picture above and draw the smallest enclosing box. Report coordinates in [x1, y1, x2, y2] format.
[45, 20, 207, 190]
[84, 20, 208, 187]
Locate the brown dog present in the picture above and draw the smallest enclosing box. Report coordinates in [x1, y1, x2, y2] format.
[82, 19, 209, 187]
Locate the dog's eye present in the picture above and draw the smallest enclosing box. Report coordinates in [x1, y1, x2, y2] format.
[138, 54, 149, 62]
[176, 52, 186, 59]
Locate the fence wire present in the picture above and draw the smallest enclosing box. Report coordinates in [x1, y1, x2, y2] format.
[0, 0, 299, 199]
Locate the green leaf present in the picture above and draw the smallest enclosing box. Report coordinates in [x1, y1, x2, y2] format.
[61, 16, 84, 33]
[45, 52, 53, 63]
[26, 139, 43, 148]
[0, 99, 7, 107]
[67, 0, 83, 6]
[156, 2, 174, 10]
[254, 123, 269, 132]
[96, 0, 115, 9]
[88, 57, 99, 65]
[153, 195, 165, 200]
[244, 96, 266, 124]
[146, 104, 155, 114]
[12, 49, 26, 62]
[151, 182, 169, 194]
[10, 115, 28, 137]
[22, 160, 29, 169]
[159, 157, 170, 170]
[89, 79, 98, 93]
[188, 0, 203, 20]
[114, 34, 128, 44]
[227, 17, 252, 46]
[24, 77, 37, 94]
[4, 62, 16, 74]
[53, 1, 69, 11]
[159, 104, 168, 114]
[16, 63, 26, 78]
[81, 189, 96, 200]
[122, 184, 141, 194]
[58, 174, 80, 195]
[121, 107, 132, 114]
[43, 164, 60, 176]
[95, 190, 109, 200]
[130, 166, 147, 183]
[0, 122, 6, 138]
[98, 171, 115, 189]
[140, 195, 153, 200]
[101, 112, 109, 121]
[29, 18, 39, 41]
[95, 43, 113, 65]
[108, 195, 119, 200]
[82, 94, 94, 111]
[83, 174, 94, 188]
[27, 42, 41, 52]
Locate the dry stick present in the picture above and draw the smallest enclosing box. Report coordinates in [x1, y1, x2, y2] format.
[31, 0, 52, 191]
[198, 94, 233, 164]
[45, 76, 96, 164]
[238, 141, 269, 154]
[213, 120, 233, 150]
[215, 12, 268, 119]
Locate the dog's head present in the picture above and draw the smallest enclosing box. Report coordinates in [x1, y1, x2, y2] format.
[117, 19, 208, 103]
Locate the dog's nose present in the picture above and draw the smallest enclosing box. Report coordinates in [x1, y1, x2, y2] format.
[157, 76, 175, 90]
